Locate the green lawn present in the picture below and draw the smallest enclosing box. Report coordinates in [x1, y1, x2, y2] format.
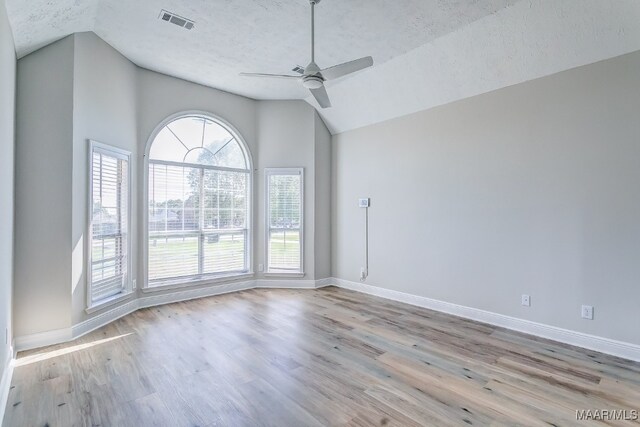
[94, 230, 302, 281]
[148, 234, 245, 279]
[268, 230, 301, 270]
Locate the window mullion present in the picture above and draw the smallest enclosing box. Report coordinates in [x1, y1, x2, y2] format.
[181, 167, 186, 234]
[198, 167, 205, 275]
[164, 165, 168, 234]
[116, 158, 123, 283]
[100, 154, 105, 284]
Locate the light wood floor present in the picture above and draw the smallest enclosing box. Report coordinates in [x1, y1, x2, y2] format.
[3, 287, 640, 426]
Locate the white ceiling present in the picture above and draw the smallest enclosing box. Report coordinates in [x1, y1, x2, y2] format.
[7, 0, 517, 99]
[6, 0, 640, 134]
[310, 0, 640, 133]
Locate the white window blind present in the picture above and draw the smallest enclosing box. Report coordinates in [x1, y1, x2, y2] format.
[90, 143, 130, 305]
[147, 115, 251, 287]
[148, 164, 249, 283]
[266, 168, 303, 274]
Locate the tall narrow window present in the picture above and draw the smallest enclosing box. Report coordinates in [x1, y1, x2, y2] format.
[147, 114, 252, 287]
[266, 168, 303, 275]
[89, 141, 131, 306]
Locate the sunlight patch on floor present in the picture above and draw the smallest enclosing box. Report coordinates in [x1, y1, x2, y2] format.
[15, 333, 133, 367]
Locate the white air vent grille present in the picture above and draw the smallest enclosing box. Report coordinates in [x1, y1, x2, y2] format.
[159, 10, 195, 30]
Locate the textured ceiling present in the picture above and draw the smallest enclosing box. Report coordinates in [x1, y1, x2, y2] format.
[7, 0, 517, 100]
[310, 0, 640, 133]
[5, 0, 640, 134]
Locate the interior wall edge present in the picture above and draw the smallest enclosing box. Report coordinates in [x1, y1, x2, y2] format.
[331, 277, 640, 363]
[0, 341, 13, 426]
[330, 49, 640, 349]
[0, 0, 17, 413]
[16, 35, 326, 336]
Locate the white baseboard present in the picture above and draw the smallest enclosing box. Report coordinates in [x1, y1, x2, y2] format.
[255, 279, 327, 289]
[13, 277, 639, 363]
[78, 281, 258, 340]
[0, 343, 14, 426]
[13, 327, 72, 352]
[331, 278, 640, 362]
[314, 277, 334, 288]
[13, 278, 321, 353]
[138, 279, 255, 309]
[72, 298, 139, 340]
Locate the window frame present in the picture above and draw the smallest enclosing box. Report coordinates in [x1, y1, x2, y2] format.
[87, 140, 133, 311]
[264, 167, 305, 277]
[143, 111, 254, 291]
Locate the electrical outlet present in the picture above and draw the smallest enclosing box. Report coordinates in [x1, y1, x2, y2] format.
[581, 305, 594, 320]
[358, 198, 370, 208]
[258, 264, 264, 272]
[132, 279, 137, 290]
[521, 294, 531, 307]
[360, 267, 367, 280]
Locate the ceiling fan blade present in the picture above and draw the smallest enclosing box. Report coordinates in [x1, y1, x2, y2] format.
[309, 86, 331, 109]
[321, 56, 373, 81]
[239, 72, 300, 79]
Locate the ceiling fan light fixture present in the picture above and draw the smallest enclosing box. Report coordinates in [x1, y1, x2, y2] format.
[302, 76, 324, 89]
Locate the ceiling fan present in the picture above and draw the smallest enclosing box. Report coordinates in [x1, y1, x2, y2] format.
[239, 0, 373, 108]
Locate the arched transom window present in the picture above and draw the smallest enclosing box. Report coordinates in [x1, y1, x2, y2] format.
[147, 114, 251, 287]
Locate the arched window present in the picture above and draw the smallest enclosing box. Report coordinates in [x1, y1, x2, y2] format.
[146, 113, 251, 287]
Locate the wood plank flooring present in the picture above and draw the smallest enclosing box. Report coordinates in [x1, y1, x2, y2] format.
[3, 286, 640, 426]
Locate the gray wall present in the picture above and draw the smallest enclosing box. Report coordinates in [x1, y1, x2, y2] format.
[0, 0, 16, 377]
[71, 32, 138, 324]
[14, 36, 75, 337]
[256, 100, 316, 278]
[314, 113, 331, 279]
[137, 85, 332, 283]
[13, 33, 331, 340]
[135, 68, 259, 295]
[136, 68, 258, 157]
[332, 51, 640, 345]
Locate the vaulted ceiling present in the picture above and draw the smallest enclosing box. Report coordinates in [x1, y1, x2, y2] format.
[6, 0, 640, 134]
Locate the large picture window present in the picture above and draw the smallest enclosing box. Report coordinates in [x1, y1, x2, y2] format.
[147, 114, 251, 287]
[89, 141, 131, 306]
[265, 168, 303, 275]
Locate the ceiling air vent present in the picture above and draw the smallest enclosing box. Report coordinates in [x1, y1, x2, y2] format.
[159, 10, 195, 30]
[292, 65, 305, 74]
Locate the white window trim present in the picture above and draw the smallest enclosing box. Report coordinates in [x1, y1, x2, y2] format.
[85, 291, 134, 314]
[264, 167, 304, 276]
[87, 140, 133, 312]
[142, 111, 255, 291]
[140, 272, 255, 293]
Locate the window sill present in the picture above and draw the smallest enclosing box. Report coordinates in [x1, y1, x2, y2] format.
[141, 272, 255, 293]
[86, 290, 135, 314]
[263, 272, 305, 278]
